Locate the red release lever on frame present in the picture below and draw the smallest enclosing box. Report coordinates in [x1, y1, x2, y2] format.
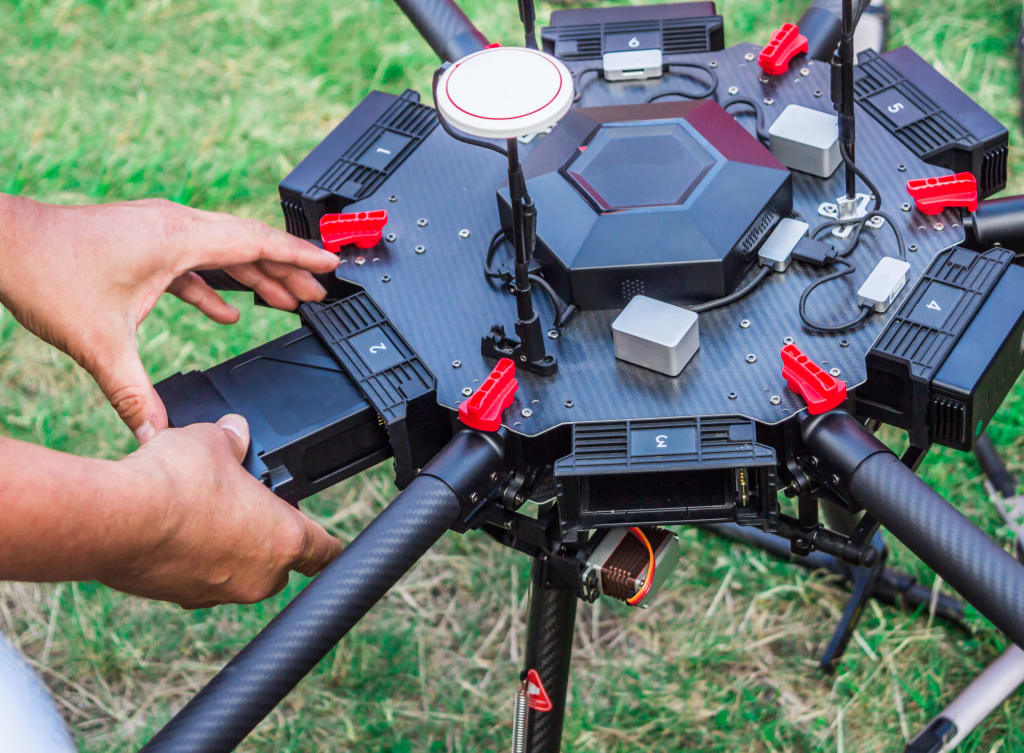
[758, 23, 808, 76]
[524, 669, 553, 713]
[905, 172, 978, 215]
[319, 210, 389, 252]
[458, 358, 518, 432]
[781, 344, 847, 414]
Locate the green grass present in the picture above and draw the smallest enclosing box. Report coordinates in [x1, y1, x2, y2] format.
[1, 0, 1023, 751]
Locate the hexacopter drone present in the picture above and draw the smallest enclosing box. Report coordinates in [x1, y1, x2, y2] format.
[143, 1, 1024, 751]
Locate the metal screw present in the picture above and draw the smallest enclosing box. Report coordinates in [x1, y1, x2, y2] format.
[840, 339, 850, 348]
[745, 353, 757, 363]
[897, 164, 906, 172]
[355, 256, 366, 265]
[744, 52, 755, 61]
[380, 274, 391, 283]
[415, 244, 426, 254]
[813, 89, 823, 97]
[709, 60, 719, 68]
[417, 218, 429, 227]
[547, 329, 559, 339]
[728, 391, 738, 400]
[901, 202, 911, 212]
[461, 387, 473, 396]
[770, 395, 781, 405]
[740, 319, 751, 329]
[388, 194, 398, 203]
[829, 367, 841, 377]
[831, 473, 842, 487]
[759, 76, 770, 84]
[908, 243, 918, 252]
[933, 222, 944, 231]
[385, 233, 397, 242]
[763, 97, 774, 105]
[458, 228, 470, 239]
[469, 492, 479, 503]
[521, 408, 533, 418]
[800, 67, 810, 76]
[564, 399, 574, 408]
[452, 360, 461, 368]
[783, 336, 795, 345]
[489, 471, 499, 482]
[727, 85, 739, 95]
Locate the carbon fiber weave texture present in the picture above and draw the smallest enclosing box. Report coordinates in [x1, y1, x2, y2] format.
[851, 453, 1024, 648]
[525, 568, 578, 753]
[139, 474, 461, 753]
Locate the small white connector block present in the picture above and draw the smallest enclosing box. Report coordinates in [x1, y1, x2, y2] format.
[858, 257, 911, 313]
[768, 104, 841, 178]
[758, 217, 808, 272]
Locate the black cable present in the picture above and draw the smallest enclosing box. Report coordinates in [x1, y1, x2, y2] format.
[432, 67, 508, 158]
[839, 141, 882, 211]
[528, 273, 568, 328]
[719, 96, 770, 145]
[798, 258, 872, 332]
[647, 63, 718, 101]
[572, 67, 602, 104]
[688, 265, 772, 313]
[484, 229, 573, 328]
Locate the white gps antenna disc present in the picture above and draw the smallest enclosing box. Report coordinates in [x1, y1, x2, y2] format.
[436, 46, 573, 140]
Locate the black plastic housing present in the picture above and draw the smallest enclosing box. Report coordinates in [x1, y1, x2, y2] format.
[500, 100, 791, 310]
[857, 247, 1024, 450]
[541, 2, 724, 61]
[157, 328, 390, 504]
[854, 48, 1008, 197]
[278, 89, 436, 239]
[554, 416, 778, 540]
[300, 292, 449, 488]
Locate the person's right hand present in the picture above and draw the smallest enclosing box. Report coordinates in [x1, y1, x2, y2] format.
[107, 414, 342, 609]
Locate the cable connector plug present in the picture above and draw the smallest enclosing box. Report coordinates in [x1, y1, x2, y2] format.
[792, 236, 838, 267]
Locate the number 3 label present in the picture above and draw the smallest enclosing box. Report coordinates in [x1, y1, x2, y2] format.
[655, 434, 668, 449]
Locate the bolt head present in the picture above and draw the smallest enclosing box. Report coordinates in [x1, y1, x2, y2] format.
[461, 387, 473, 396]
[770, 395, 781, 405]
[740, 319, 751, 329]
[745, 353, 757, 363]
[458, 228, 470, 239]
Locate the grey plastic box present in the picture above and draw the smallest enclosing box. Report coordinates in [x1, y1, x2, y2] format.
[768, 104, 841, 178]
[611, 295, 700, 376]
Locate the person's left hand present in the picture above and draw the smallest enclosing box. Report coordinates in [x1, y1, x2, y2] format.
[0, 196, 339, 441]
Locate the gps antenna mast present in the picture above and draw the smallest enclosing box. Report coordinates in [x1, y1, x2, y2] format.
[518, 0, 538, 49]
[833, 0, 858, 199]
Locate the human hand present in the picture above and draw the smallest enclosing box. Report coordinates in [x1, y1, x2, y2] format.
[0, 196, 339, 442]
[108, 414, 342, 608]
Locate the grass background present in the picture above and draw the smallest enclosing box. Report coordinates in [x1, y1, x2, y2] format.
[1, 0, 1023, 750]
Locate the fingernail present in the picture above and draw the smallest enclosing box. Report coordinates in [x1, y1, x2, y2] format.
[321, 251, 340, 265]
[135, 421, 156, 444]
[217, 413, 248, 439]
[313, 280, 328, 298]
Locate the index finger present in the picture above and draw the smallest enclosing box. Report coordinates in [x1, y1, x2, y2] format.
[184, 210, 339, 274]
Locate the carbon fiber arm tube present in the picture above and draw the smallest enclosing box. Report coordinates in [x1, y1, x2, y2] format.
[802, 412, 1024, 648]
[139, 430, 504, 753]
[392, 0, 488, 62]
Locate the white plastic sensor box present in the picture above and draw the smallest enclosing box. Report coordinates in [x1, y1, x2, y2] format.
[611, 295, 700, 376]
[768, 104, 841, 178]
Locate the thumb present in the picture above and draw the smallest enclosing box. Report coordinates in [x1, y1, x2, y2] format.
[216, 414, 251, 462]
[91, 344, 169, 444]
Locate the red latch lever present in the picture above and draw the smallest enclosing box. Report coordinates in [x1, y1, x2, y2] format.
[319, 210, 389, 252]
[758, 23, 808, 76]
[781, 344, 847, 415]
[458, 358, 518, 432]
[905, 172, 977, 215]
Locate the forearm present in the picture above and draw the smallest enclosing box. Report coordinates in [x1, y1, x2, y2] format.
[0, 436, 171, 583]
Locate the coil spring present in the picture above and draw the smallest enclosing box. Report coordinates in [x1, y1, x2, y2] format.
[511, 685, 529, 753]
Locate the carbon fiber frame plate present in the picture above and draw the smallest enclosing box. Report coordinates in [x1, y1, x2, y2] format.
[329, 43, 964, 436]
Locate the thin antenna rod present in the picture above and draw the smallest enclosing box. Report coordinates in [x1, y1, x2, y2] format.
[518, 0, 538, 49]
[836, 0, 857, 198]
